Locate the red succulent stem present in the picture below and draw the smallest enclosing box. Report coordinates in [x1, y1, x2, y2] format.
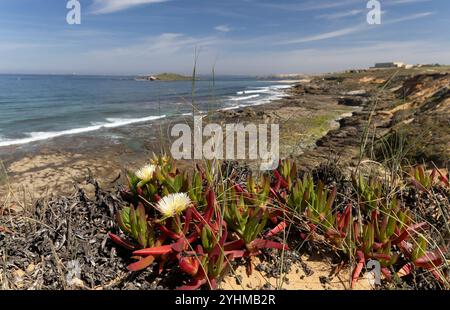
[179, 256, 200, 277]
[224, 239, 245, 251]
[381, 267, 392, 281]
[249, 239, 289, 251]
[127, 255, 155, 272]
[273, 170, 289, 189]
[133, 245, 173, 256]
[351, 250, 366, 289]
[224, 250, 248, 258]
[234, 184, 246, 194]
[157, 224, 181, 240]
[435, 168, 449, 187]
[397, 263, 414, 277]
[370, 253, 391, 261]
[265, 221, 287, 238]
[190, 207, 215, 231]
[108, 233, 137, 251]
[183, 208, 193, 235]
[392, 222, 427, 246]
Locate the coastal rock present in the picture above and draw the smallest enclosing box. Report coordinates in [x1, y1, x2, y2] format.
[342, 90, 368, 96]
[337, 97, 367, 106]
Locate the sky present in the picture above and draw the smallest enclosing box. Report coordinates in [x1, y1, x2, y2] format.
[0, 0, 449, 75]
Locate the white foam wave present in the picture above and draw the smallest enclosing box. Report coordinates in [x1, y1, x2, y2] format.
[236, 84, 292, 95]
[229, 94, 260, 101]
[222, 84, 292, 112]
[270, 85, 292, 90]
[0, 115, 166, 147]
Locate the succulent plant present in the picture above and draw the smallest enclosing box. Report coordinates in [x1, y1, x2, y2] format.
[110, 156, 289, 290]
[409, 165, 449, 192]
[352, 174, 383, 212]
[110, 155, 448, 290]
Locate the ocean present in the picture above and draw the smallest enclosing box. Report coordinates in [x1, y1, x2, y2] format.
[0, 74, 292, 147]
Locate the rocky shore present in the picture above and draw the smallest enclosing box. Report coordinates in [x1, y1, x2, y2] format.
[1, 67, 449, 199]
[1, 66, 449, 291]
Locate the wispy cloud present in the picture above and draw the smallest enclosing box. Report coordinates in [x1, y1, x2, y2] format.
[215, 40, 450, 75]
[385, 11, 434, 24]
[279, 11, 434, 45]
[256, 0, 361, 12]
[80, 33, 222, 74]
[88, 33, 219, 57]
[215, 25, 232, 32]
[0, 42, 45, 52]
[388, 0, 432, 5]
[90, 0, 169, 15]
[259, 0, 432, 11]
[318, 9, 364, 20]
[278, 25, 365, 44]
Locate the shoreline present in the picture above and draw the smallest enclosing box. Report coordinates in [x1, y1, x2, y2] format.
[0, 78, 292, 149]
[2, 67, 449, 198]
[1, 67, 448, 291]
[0, 79, 356, 197]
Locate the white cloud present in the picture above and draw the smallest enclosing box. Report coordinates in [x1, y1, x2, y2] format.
[259, 0, 432, 11]
[385, 12, 434, 24]
[90, 0, 169, 15]
[90, 33, 219, 55]
[3, 34, 448, 76]
[388, 0, 432, 5]
[77, 33, 221, 74]
[0, 42, 44, 52]
[214, 25, 232, 32]
[258, 0, 360, 12]
[279, 25, 365, 44]
[213, 40, 450, 75]
[318, 9, 364, 20]
[278, 11, 434, 45]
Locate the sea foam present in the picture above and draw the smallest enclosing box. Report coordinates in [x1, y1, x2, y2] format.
[0, 115, 166, 147]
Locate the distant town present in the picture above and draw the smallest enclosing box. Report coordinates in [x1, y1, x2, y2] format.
[371, 62, 442, 69]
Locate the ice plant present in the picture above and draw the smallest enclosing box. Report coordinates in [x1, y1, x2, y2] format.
[223, 185, 287, 254]
[287, 175, 337, 236]
[135, 164, 157, 182]
[409, 165, 449, 192]
[155, 193, 191, 219]
[109, 203, 155, 252]
[114, 203, 154, 249]
[109, 155, 448, 290]
[398, 233, 448, 283]
[352, 174, 383, 211]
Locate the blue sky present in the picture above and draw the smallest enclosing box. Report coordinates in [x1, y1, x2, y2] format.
[0, 0, 449, 75]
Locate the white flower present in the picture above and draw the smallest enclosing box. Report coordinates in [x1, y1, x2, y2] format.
[155, 193, 191, 218]
[135, 164, 157, 181]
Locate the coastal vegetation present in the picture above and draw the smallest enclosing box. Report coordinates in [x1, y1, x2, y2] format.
[106, 155, 448, 290]
[0, 67, 449, 290]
